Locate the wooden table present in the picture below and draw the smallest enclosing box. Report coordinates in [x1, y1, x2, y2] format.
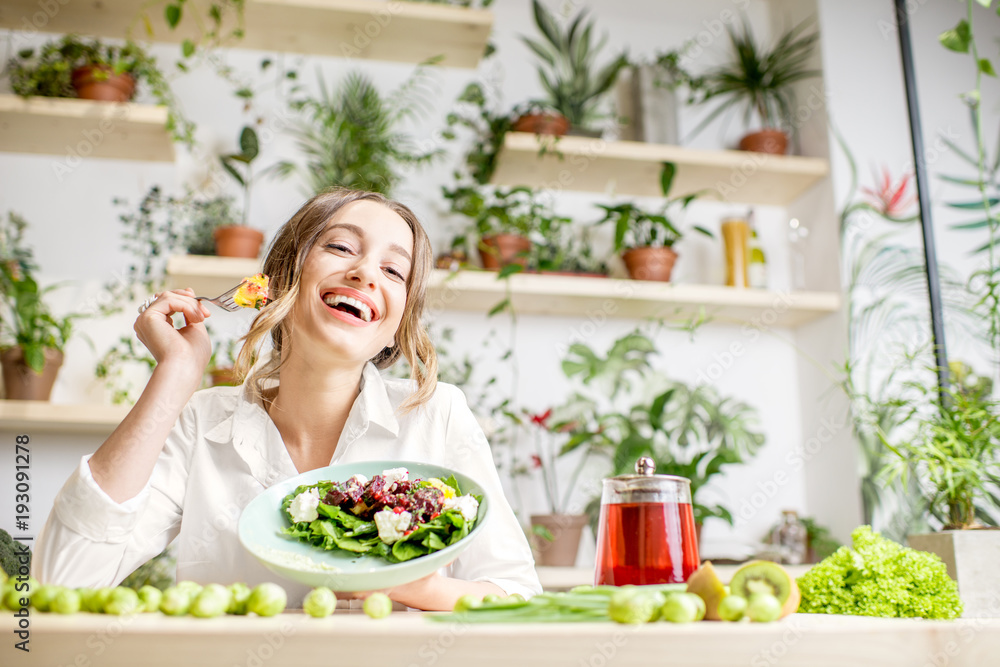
[4, 612, 999, 667]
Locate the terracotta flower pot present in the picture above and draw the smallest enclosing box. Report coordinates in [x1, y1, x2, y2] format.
[530, 514, 588, 567]
[1, 347, 64, 401]
[621, 246, 678, 282]
[71, 66, 136, 102]
[738, 129, 789, 155]
[479, 234, 532, 270]
[214, 225, 264, 258]
[512, 112, 570, 137]
[209, 368, 237, 387]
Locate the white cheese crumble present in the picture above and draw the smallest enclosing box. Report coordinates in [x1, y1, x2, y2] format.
[288, 488, 321, 523]
[348, 473, 369, 487]
[374, 509, 412, 545]
[444, 495, 479, 522]
[382, 467, 409, 489]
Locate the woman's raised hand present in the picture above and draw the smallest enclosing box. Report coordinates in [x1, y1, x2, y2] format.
[134, 288, 212, 381]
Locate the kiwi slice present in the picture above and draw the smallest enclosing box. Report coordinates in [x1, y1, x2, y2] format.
[728, 560, 800, 618]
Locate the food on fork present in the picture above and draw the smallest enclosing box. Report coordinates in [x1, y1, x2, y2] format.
[234, 273, 270, 309]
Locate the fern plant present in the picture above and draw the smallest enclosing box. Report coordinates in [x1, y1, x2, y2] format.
[279, 69, 442, 196]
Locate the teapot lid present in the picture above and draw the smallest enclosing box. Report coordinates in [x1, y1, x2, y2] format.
[609, 456, 691, 485]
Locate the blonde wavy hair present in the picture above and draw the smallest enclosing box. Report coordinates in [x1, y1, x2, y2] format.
[233, 188, 438, 413]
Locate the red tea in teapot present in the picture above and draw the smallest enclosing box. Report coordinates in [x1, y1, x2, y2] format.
[595, 500, 699, 585]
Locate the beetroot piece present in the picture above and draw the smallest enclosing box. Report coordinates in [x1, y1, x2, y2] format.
[318, 474, 446, 523]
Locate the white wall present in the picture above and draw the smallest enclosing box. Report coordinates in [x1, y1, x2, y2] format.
[2, 0, 989, 566]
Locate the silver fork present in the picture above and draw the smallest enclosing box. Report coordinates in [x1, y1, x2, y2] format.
[194, 283, 244, 312]
[137, 284, 244, 314]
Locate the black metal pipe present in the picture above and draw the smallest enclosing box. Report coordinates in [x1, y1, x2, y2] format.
[894, 0, 950, 401]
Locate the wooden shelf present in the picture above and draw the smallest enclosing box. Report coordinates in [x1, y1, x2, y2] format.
[0, 95, 174, 162]
[166, 256, 841, 328]
[431, 270, 839, 326]
[0, 400, 129, 434]
[166, 254, 262, 295]
[491, 132, 830, 206]
[0, 0, 494, 68]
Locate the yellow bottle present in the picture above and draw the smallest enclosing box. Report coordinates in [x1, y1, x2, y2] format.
[721, 218, 750, 288]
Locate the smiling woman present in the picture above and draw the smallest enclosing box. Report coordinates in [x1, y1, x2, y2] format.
[32, 188, 541, 611]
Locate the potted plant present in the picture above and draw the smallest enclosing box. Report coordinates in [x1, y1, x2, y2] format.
[204, 335, 244, 387]
[882, 363, 1000, 617]
[550, 330, 766, 540]
[595, 192, 711, 282]
[216, 126, 268, 258]
[6, 35, 194, 144]
[0, 213, 79, 401]
[518, 408, 594, 567]
[443, 185, 542, 270]
[532, 222, 609, 277]
[687, 19, 819, 154]
[182, 195, 241, 256]
[277, 68, 442, 196]
[519, 0, 628, 136]
[510, 99, 570, 137]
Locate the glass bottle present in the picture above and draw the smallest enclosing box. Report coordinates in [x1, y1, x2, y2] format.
[721, 217, 750, 288]
[748, 212, 768, 289]
[776, 510, 808, 565]
[788, 218, 810, 291]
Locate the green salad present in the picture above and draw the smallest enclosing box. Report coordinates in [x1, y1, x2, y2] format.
[280, 467, 482, 563]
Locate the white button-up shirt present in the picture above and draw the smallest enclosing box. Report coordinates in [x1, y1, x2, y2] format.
[34, 363, 541, 604]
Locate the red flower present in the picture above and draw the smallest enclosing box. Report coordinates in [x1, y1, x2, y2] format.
[530, 455, 543, 469]
[530, 409, 553, 427]
[862, 166, 916, 218]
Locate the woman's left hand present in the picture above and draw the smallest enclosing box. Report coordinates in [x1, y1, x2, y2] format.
[339, 572, 505, 612]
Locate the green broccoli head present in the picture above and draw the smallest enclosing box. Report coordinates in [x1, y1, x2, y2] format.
[0, 528, 32, 578]
[797, 525, 962, 619]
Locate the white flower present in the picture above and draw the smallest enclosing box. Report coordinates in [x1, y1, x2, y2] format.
[288, 488, 321, 523]
[374, 509, 413, 545]
[443, 495, 479, 522]
[382, 467, 409, 489]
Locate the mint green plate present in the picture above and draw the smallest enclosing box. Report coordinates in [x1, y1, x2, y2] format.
[238, 460, 489, 592]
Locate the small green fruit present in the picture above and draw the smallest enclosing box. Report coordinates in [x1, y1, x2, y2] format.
[247, 583, 287, 617]
[87, 587, 114, 613]
[746, 594, 782, 623]
[303, 587, 336, 618]
[718, 595, 748, 622]
[159, 587, 192, 616]
[190, 584, 230, 618]
[363, 592, 392, 619]
[30, 585, 62, 612]
[609, 590, 660, 624]
[658, 592, 700, 624]
[50, 589, 81, 615]
[137, 586, 163, 613]
[104, 587, 141, 615]
[227, 583, 252, 615]
[453, 594, 480, 613]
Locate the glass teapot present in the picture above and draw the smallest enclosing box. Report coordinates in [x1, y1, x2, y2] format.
[594, 456, 700, 585]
